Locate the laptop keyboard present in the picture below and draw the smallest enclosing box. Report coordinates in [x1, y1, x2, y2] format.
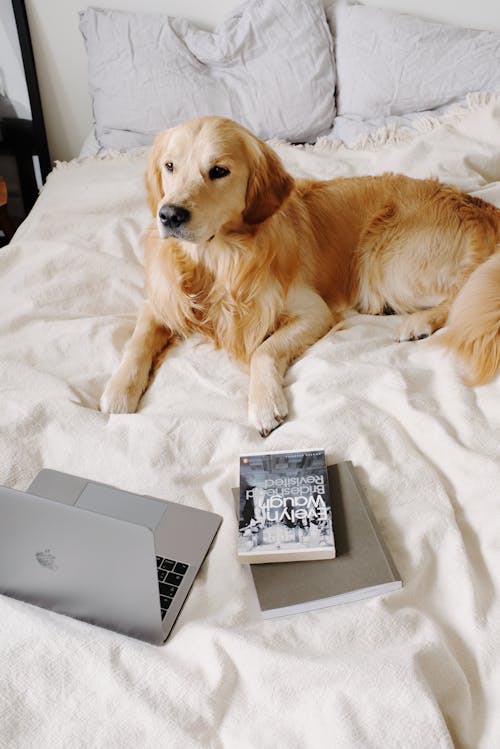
[156, 555, 190, 620]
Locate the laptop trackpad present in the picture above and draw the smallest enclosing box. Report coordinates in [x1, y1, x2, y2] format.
[76, 484, 167, 530]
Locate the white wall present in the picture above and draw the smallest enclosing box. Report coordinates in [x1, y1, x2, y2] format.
[0, 0, 31, 118]
[25, 0, 500, 163]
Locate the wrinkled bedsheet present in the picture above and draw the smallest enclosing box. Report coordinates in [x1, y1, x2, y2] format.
[0, 94, 499, 748]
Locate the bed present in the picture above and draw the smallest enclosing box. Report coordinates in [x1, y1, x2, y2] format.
[1, 1, 500, 747]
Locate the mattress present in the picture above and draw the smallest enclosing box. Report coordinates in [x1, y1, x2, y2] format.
[0, 93, 499, 748]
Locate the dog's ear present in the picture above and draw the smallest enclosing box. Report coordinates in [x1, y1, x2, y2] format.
[145, 133, 166, 217]
[243, 139, 294, 225]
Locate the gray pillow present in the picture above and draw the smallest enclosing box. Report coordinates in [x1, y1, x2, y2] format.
[79, 0, 336, 151]
[328, 2, 500, 119]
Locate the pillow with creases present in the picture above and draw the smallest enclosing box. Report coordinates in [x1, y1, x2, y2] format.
[327, 2, 500, 118]
[79, 0, 336, 151]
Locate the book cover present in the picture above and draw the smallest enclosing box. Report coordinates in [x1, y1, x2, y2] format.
[238, 449, 336, 564]
[236, 462, 402, 618]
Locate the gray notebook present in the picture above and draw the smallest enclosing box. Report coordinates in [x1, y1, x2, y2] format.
[234, 462, 402, 619]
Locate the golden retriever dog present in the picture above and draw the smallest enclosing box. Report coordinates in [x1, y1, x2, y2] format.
[100, 116, 500, 436]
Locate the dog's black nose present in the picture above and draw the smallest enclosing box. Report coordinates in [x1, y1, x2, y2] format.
[158, 204, 191, 229]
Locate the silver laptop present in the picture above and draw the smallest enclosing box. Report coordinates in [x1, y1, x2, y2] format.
[0, 470, 222, 645]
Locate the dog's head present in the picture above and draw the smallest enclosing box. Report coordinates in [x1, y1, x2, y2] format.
[145, 116, 293, 243]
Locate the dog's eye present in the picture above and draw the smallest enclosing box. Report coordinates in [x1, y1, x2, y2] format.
[209, 166, 230, 180]
[165, 162, 174, 172]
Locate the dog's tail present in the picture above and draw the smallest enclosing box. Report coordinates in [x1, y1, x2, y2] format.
[438, 252, 500, 385]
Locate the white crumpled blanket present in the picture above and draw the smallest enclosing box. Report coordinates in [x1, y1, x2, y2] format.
[0, 94, 499, 748]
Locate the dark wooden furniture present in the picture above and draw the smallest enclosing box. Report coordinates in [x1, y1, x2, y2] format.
[0, 176, 17, 245]
[0, 0, 51, 223]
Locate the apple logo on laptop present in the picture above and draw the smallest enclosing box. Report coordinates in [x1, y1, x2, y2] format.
[35, 548, 58, 571]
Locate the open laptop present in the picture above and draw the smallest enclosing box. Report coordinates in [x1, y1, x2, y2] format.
[0, 470, 222, 645]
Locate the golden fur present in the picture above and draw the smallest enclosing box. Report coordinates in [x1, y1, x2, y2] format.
[101, 116, 500, 435]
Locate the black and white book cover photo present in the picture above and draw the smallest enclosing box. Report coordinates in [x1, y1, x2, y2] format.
[238, 449, 336, 564]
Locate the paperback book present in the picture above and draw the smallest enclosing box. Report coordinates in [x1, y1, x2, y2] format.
[238, 449, 336, 564]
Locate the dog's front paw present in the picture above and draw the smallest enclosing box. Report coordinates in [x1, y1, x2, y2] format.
[100, 375, 142, 414]
[248, 382, 288, 438]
